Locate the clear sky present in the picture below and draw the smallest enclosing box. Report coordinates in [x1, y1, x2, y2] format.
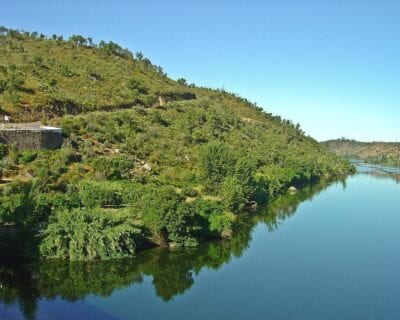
[1, 0, 399, 141]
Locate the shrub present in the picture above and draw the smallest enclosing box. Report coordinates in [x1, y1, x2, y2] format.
[91, 156, 133, 180]
[78, 180, 122, 208]
[18, 150, 38, 164]
[191, 198, 232, 236]
[138, 185, 199, 245]
[143, 95, 157, 107]
[40, 208, 140, 260]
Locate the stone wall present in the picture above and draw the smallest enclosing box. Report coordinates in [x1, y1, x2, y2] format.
[0, 128, 63, 150]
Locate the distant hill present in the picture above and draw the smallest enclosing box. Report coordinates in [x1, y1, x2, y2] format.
[322, 138, 400, 167]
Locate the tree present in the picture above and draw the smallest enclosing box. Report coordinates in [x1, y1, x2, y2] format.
[69, 34, 87, 46]
[0, 26, 7, 36]
[198, 141, 236, 193]
[142, 58, 151, 69]
[177, 78, 187, 86]
[87, 37, 93, 47]
[135, 52, 144, 61]
[139, 186, 198, 245]
[220, 176, 246, 213]
[234, 155, 256, 197]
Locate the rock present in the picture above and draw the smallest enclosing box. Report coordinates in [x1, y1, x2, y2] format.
[141, 163, 152, 171]
[244, 201, 258, 211]
[289, 186, 298, 192]
[158, 96, 165, 107]
[221, 229, 233, 239]
[169, 242, 180, 248]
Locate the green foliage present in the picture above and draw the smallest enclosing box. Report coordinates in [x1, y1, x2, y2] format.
[198, 142, 257, 211]
[144, 95, 157, 107]
[198, 141, 236, 193]
[0, 181, 37, 243]
[0, 144, 7, 159]
[220, 177, 246, 213]
[177, 78, 187, 86]
[192, 199, 232, 235]
[69, 34, 87, 47]
[137, 185, 199, 245]
[40, 208, 140, 260]
[78, 180, 122, 208]
[18, 150, 38, 164]
[0, 28, 195, 120]
[91, 156, 133, 180]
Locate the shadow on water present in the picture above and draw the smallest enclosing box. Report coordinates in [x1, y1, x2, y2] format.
[0, 178, 340, 320]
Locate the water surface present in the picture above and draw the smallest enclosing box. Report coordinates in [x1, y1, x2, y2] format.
[1, 165, 399, 319]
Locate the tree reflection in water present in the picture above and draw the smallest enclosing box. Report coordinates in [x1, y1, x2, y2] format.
[0, 179, 336, 320]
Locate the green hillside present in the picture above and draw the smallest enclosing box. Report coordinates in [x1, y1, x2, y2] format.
[322, 138, 400, 167]
[0, 26, 195, 120]
[0, 27, 354, 260]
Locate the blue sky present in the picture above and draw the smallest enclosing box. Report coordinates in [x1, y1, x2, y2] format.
[1, 0, 399, 141]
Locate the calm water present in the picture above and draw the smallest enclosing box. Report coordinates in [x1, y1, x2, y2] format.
[1, 165, 399, 320]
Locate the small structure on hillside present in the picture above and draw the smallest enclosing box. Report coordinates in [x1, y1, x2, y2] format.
[0, 122, 63, 150]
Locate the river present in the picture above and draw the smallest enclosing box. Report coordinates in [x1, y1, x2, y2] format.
[1, 164, 399, 320]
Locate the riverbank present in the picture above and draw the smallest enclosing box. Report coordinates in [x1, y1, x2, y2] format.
[0, 173, 352, 264]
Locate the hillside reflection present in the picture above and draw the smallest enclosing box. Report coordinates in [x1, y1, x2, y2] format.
[355, 163, 400, 184]
[0, 179, 335, 320]
[363, 172, 400, 184]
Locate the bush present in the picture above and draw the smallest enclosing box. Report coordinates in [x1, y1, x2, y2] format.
[18, 150, 38, 164]
[91, 156, 133, 180]
[40, 208, 140, 260]
[138, 185, 199, 245]
[143, 95, 157, 107]
[78, 180, 122, 208]
[191, 198, 232, 236]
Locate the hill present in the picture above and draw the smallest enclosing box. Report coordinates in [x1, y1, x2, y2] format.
[0, 27, 197, 121]
[0, 27, 354, 260]
[322, 138, 400, 167]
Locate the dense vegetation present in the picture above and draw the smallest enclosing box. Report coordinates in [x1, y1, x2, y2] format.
[0, 27, 354, 260]
[323, 138, 400, 168]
